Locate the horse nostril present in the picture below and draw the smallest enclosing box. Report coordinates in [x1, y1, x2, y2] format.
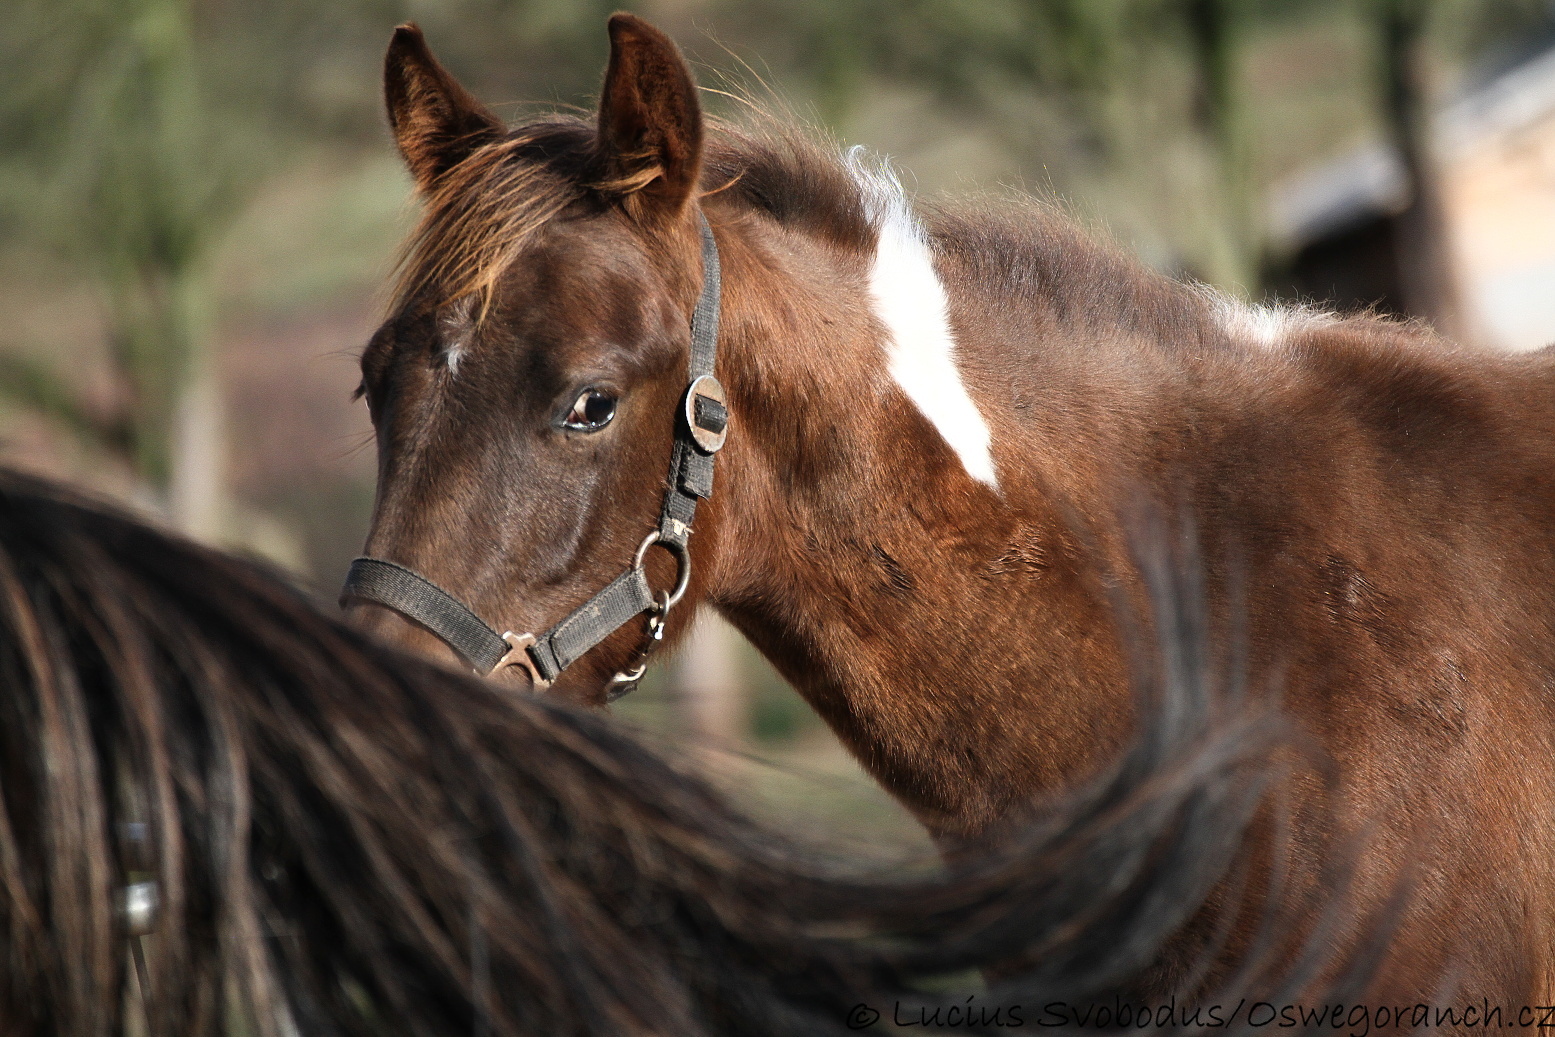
[343, 600, 467, 671]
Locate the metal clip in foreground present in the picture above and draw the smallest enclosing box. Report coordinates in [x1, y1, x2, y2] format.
[120, 880, 160, 938]
[607, 589, 673, 700]
[604, 534, 691, 697]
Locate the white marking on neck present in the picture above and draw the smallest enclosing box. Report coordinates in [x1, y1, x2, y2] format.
[440, 297, 476, 374]
[846, 148, 999, 490]
[1203, 289, 1337, 349]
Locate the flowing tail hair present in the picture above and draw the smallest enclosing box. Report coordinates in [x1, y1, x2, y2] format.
[0, 471, 1369, 1035]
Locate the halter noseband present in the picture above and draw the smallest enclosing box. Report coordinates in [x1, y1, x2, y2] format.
[340, 215, 727, 699]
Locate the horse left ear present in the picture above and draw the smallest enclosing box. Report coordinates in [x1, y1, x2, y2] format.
[596, 13, 703, 217]
[384, 24, 505, 191]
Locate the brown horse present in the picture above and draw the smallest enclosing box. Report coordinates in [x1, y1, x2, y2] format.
[0, 468, 1338, 1035]
[344, 14, 1555, 1008]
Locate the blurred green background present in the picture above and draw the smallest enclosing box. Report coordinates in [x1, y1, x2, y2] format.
[4, 0, 1553, 856]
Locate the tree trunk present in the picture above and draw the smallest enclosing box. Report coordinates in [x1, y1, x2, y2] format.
[170, 349, 225, 540]
[1378, 0, 1466, 341]
[1187, 0, 1255, 291]
[672, 613, 745, 745]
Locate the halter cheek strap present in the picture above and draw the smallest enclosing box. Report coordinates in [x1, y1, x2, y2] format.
[340, 214, 725, 698]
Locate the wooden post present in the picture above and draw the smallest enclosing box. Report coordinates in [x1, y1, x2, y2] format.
[672, 611, 745, 745]
[1378, 0, 1467, 342]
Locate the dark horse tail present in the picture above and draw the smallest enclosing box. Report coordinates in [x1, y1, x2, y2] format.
[0, 469, 1361, 1036]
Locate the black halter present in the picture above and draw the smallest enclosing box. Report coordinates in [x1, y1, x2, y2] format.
[341, 215, 727, 698]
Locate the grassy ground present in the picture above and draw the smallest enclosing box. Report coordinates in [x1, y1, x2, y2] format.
[614, 640, 939, 869]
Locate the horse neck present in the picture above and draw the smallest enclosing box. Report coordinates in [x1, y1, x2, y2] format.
[696, 207, 1135, 841]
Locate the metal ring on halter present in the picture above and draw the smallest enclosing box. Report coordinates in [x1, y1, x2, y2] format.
[633, 530, 691, 609]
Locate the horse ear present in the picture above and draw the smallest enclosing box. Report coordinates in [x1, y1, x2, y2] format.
[384, 24, 504, 191]
[595, 13, 703, 216]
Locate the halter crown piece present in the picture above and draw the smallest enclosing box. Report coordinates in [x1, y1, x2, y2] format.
[341, 214, 726, 699]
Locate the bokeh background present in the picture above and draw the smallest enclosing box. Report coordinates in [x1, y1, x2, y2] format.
[5, 0, 1554, 856]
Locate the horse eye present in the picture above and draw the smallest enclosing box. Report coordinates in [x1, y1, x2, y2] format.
[563, 389, 617, 431]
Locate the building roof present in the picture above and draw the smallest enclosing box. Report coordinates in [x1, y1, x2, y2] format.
[1269, 35, 1555, 248]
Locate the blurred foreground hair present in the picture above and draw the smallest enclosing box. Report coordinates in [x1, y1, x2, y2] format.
[0, 469, 1347, 1035]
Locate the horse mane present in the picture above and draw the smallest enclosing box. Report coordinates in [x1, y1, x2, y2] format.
[391, 110, 887, 315]
[388, 104, 1293, 365]
[0, 468, 1358, 1035]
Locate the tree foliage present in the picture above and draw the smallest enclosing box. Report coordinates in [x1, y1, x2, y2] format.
[2, 0, 235, 500]
[3, 0, 1553, 511]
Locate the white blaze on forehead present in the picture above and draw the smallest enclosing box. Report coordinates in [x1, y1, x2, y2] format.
[845, 148, 1000, 490]
[440, 297, 476, 374]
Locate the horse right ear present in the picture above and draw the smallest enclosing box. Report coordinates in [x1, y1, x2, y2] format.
[595, 14, 703, 218]
[384, 24, 504, 191]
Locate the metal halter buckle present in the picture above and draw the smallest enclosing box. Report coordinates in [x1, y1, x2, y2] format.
[489, 630, 550, 689]
[683, 374, 729, 454]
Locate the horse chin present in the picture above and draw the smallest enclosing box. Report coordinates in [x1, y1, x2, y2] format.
[510, 665, 616, 709]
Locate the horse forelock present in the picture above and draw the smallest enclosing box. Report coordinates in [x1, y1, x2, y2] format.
[390, 111, 883, 321]
[390, 118, 596, 316]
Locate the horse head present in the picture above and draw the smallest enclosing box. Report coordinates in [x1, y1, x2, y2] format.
[343, 9, 1142, 840]
[345, 16, 724, 705]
